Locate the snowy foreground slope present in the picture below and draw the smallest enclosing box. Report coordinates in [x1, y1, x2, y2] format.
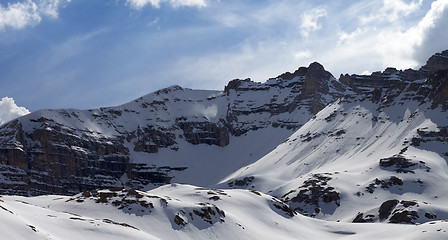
[0, 50, 448, 238]
[1, 184, 447, 240]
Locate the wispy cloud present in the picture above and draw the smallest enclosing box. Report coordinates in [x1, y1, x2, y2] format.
[360, 0, 423, 24]
[0, 97, 30, 125]
[294, 50, 313, 60]
[383, 0, 423, 21]
[39, 0, 71, 18]
[334, 0, 448, 71]
[160, 0, 448, 88]
[0, 0, 70, 30]
[410, 0, 448, 63]
[126, 0, 206, 9]
[300, 7, 327, 38]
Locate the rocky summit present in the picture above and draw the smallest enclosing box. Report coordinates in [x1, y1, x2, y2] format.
[0, 50, 448, 233]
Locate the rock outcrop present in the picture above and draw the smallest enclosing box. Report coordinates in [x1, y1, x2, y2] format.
[421, 50, 448, 73]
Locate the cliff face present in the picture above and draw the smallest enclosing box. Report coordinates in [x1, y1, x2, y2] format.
[0, 51, 447, 196]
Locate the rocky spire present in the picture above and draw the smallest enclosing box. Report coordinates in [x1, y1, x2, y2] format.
[296, 62, 335, 114]
[301, 62, 333, 98]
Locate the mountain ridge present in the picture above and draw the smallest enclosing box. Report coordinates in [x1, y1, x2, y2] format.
[0, 51, 447, 196]
[1, 49, 448, 239]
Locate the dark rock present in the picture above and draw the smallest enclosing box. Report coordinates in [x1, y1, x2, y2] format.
[133, 126, 177, 153]
[428, 69, 448, 110]
[400, 200, 417, 208]
[379, 155, 417, 169]
[224, 78, 251, 93]
[174, 215, 186, 227]
[277, 67, 308, 80]
[299, 62, 334, 114]
[389, 176, 404, 186]
[228, 176, 254, 187]
[389, 210, 419, 224]
[425, 212, 437, 219]
[379, 199, 399, 220]
[271, 198, 297, 217]
[282, 173, 340, 216]
[178, 122, 229, 147]
[365, 176, 403, 193]
[371, 88, 382, 103]
[352, 212, 375, 223]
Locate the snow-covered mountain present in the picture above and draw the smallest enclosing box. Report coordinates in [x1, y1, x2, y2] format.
[0, 50, 447, 239]
[221, 73, 448, 224]
[0, 61, 341, 195]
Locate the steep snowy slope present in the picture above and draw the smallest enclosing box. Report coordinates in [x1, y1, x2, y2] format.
[220, 68, 448, 224]
[1, 184, 447, 240]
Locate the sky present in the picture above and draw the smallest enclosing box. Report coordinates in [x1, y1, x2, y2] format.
[0, 0, 447, 121]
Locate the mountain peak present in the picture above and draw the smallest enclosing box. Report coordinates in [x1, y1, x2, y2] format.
[276, 61, 327, 81]
[420, 49, 448, 73]
[154, 85, 183, 95]
[223, 78, 252, 93]
[308, 61, 325, 71]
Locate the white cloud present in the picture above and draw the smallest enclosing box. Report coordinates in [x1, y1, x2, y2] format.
[0, 0, 40, 30]
[300, 7, 327, 38]
[126, 0, 206, 9]
[374, 0, 448, 69]
[411, 0, 448, 63]
[360, 0, 423, 24]
[326, 0, 448, 73]
[294, 50, 313, 60]
[192, 104, 218, 120]
[0, 0, 70, 30]
[382, 0, 423, 21]
[206, 1, 308, 29]
[147, 16, 159, 27]
[0, 97, 30, 125]
[39, 0, 71, 18]
[337, 27, 365, 45]
[361, 70, 372, 75]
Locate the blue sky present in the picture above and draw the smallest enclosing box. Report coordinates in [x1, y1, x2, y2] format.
[0, 0, 447, 115]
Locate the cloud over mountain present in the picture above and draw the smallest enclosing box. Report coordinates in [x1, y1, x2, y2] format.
[0, 97, 30, 125]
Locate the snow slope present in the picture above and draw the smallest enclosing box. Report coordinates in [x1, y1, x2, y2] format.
[220, 90, 448, 223]
[1, 184, 447, 240]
